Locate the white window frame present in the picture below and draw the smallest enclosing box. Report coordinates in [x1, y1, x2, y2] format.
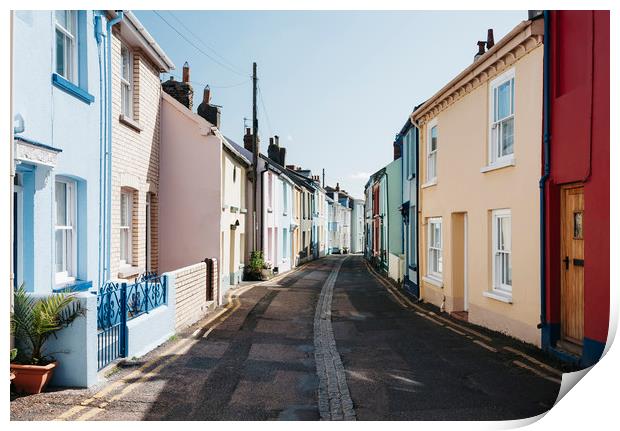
[492, 209, 512, 294]
[120, 44, 133, 118]
[426, 119, 438, 183]
[120, 190, 133, 267]
[427, 217, 442, 281]
[54, 178, 77, 285]
[54, 10, 78, 83]
[488, 69, 516, 166]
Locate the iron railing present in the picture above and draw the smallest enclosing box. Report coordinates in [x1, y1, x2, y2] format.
[96, 272, 167, 370]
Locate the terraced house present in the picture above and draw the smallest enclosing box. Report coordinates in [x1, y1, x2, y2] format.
[413, 19, 544, 345]
[109, 11, 174, 280]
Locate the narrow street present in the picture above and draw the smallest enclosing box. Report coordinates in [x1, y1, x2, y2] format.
[11, 255, 561, 421]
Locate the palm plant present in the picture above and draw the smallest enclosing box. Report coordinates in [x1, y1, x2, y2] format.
[11, 285, 85, 365]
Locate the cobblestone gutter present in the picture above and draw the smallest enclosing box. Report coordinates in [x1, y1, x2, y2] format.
[313, 256, 356, 421]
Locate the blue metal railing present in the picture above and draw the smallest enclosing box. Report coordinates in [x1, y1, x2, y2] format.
[96, 272, 167, 370]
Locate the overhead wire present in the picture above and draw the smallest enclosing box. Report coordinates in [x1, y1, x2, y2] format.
[152, 10, 249, 78]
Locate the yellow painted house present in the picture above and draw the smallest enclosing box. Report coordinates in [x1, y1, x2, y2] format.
[413, 19, 544, 345]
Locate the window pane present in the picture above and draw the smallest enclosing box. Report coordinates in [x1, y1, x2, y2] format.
[56, 30, 65, 77]
[501, 118, 514, 156]
[121, 193, 128, 226]
[55, 229, 65, 273]
[55, 10, 67, 29]
[55, 182, 67, 225]
[120, 229, 127, 262]
[501, 216, 511, 251]
[430, 126, 438, 151]
[497, 81, 511, 120]
[505, 253, 512, 286]
[121, 46, 130, 81]
[66, 11, 75, 35]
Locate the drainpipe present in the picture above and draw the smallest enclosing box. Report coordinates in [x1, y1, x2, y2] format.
[260, 165, 268, 256]
[94, 13, 106, 287]
[105, 11, 124, 281]
[539, 10, 551, 335]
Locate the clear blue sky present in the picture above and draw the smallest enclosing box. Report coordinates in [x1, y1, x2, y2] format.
[135, 10, 525, 198]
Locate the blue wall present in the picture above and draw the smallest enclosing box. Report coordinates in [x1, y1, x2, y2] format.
[13, 10, 101, 294]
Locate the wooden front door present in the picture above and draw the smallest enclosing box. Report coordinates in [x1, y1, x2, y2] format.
[560, 185, 585, 345]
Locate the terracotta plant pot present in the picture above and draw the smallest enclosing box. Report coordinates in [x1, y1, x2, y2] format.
[10, 362, 57, 394]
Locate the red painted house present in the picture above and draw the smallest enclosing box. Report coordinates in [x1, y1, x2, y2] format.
[541, 10, 609, 367]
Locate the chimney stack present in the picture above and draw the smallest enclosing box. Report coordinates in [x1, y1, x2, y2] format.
[474, 41, 486, 62]
[336, 182, 340, 191]
[486, 29, 495, 49]
[279, 147, 286, 167]
[197, 85, 221, 129]
[182, 61, 190, 83]
[162, 62, 194, 109]
[243, 128, 253, 152]
[268, 135, 280, 163]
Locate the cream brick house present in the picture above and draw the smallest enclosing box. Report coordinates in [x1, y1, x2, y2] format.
[109, 12, 174, 280]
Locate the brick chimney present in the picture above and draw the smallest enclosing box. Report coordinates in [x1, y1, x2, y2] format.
[182, 61, 190, 83]
[197, 85, 221, 129]
[473, 41, 486, 62]
[162, 62, 194, 109]
[486, 29, 495, 49]
[267, 136, 280, 163]
[336, 182, 340, 191]
[243, 128, 253, 152]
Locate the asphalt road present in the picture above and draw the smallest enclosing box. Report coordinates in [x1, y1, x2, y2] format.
[11, 255, 561, 421]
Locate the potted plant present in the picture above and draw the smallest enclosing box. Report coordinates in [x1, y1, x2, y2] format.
[10, 348, 17, 382]
[244, 250, 265, 281]
[261, 261, 273, 280]
[10, 285, 84, 394]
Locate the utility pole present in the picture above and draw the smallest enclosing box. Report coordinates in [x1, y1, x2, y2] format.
[252, 62, 259, 251]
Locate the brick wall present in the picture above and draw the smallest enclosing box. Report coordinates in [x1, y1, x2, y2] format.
[172, 262, 207, 331]
[111, 31, 162, 279]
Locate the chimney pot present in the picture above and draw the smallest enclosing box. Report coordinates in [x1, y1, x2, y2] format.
[486, 29, 495, 49]
[182, 61, 190, 83]
[474, 41, 486, 61]
[274, 135, 279, 147]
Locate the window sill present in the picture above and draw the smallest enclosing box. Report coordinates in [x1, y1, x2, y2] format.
[480, 157, 515, 173]
[118, 265, 142, 280]
[483, 290, 513, 304]
[422, 275, 443, 288]
[240, 208, 248, 214]
[119, 114, 142, 132]
[51, 73, 94, 104]
[53, 279, 93, 293]
[421, 178, 437, 189]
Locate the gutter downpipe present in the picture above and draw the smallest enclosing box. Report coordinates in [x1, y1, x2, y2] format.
[539, 10, 551, 341]
[95, 13, 105, 287]
[260, 165, 268, 256]
[105, 11, 124, 281]
[411, 118, 422, 298]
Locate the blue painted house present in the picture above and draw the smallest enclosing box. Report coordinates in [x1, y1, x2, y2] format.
[12, 10, 103, 295]
[397, 118, 420, 298]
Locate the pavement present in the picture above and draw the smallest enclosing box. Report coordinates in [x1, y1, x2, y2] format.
[11, 255, 561, 421]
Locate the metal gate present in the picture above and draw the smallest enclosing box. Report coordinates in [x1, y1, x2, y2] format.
[97, 281, 127, 370]
[97, 273, 167, 370]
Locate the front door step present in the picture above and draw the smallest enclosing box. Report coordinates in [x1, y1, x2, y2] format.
[450, 311, 469, 322]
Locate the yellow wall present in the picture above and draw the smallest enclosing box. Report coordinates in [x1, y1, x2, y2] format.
[417, 44, 543, 346]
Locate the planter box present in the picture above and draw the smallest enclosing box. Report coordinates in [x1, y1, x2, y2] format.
[11, 362, 57, 394]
